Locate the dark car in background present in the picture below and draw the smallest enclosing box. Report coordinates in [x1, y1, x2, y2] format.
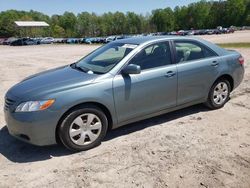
[66, 38, 80, 44]
[10, 38, 39, 46]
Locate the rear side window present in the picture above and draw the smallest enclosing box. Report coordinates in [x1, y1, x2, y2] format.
[129, 42, 172, 70]
[174, 41, 217, 63]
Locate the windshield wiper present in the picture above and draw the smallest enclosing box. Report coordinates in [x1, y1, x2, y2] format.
[70, 62, 104, 75]
[70, 63, 89, 73]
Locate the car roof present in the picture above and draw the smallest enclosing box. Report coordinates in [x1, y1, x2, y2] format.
[113, 35, 227, 56]
[113, 36, 198, 45]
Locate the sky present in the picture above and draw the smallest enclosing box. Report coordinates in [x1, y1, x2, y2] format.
[0, 0, 200, 15]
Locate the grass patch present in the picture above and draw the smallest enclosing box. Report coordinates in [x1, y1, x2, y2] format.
[217, 43, 250, 48]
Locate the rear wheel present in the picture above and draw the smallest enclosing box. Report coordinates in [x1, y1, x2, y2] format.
[59, 105, 108, 151]
[206, 79, 231, 110]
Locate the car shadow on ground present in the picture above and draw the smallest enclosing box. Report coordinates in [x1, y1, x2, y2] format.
[104, 104, 208, 141]
[0, 126, 73, 163]
[0, 104, 208, 163]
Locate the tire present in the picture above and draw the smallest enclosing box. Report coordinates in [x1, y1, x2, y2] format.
[58, 105, 108, 152]
[205, 79, 231, 110]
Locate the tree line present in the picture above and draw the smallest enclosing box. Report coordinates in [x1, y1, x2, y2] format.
[0, 0, 249, 38]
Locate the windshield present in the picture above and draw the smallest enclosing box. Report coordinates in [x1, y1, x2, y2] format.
[76, 43, 138, 74]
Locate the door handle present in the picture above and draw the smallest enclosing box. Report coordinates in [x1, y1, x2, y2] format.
[165, 71, 176, 78]
[211, 61, 219, 67]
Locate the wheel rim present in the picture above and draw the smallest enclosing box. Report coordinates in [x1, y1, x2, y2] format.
[213, 82, 229, 105]
[69, 113, 102, 146]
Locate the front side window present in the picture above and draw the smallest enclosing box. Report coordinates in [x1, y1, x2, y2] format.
[174, 41, 217, 63]
[76, 43, 137, 74]
[129, 42, 172, 70]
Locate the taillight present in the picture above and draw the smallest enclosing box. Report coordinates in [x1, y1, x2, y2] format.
[239, 56, 244, 65]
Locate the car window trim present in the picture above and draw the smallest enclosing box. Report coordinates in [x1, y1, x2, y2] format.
[137, 63, 177, 73]
[176, 55, 219, 65]
[172, 39, 219, 64]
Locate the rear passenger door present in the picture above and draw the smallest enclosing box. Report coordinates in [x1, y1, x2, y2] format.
[174, 40, 220, 105]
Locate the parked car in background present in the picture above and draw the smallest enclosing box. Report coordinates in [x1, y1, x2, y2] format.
[198, 30, 208, 35]
[217, 26, 223, 30]
[81, 38, 95, 44]
[94, 37, 106, 43]
[115, 35, 130, 40]
[169, 31, 178, 35]
[10, 38, 39, 46]
[193, 30, 200, 35]
[105, 36, 116, 43]
[221, 28, 229, 34]
[206, 29, 214, 35]
[228, 28, 235, 33]
[39, 37, 54, 44]
[98, 37, 106, 43]
[0, 25, 239, 47]
[0, 38, 8, 45]
[187, 30, 195, 35]
[177, 30, 187, 36]
[105, 35, 131, 43]
[4, 36, 244, 151]
[3, 37, 17, 45]
[212, 29, 222, 35]
[66, 38, 80, 44]
[54, 38, 65, 43]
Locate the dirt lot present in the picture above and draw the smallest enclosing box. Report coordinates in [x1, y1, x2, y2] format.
[0, 32, 250, 188]
[201, 30, 250, 43]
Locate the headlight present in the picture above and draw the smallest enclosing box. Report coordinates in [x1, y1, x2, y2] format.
[15, 99, 55, 112]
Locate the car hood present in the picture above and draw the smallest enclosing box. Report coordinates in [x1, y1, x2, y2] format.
[7, 65, 99, 100]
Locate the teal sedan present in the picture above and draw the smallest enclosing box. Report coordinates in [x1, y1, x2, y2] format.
[4, 36, 244, 151]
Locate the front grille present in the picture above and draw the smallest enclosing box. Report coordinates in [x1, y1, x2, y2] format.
[4, 98, 15, 111]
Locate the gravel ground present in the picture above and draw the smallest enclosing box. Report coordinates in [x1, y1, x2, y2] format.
[0, 32, 250, 188]
[200, 30, 250, 43]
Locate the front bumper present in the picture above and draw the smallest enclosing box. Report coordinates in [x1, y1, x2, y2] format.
[4, 108, 60, 146]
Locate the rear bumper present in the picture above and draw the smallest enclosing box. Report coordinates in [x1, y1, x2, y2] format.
[4, 109, 60, 146]
[232, 65, 244, 90]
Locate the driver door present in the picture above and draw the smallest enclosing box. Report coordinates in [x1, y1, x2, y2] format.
[113, 41, 177, 124]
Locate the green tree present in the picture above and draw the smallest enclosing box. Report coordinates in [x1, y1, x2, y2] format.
[58, 12, 77, 37]
[0, 10, 20, 36]
[186, 1, 211, 29]
[243, 0, 250, 25]
[126, 12, 143, 34]
[174, 6, 189, 30]
[208, 1, 227, 28]
[113, 12, 126, 34]
[151, 8, 175, 32]
[77, 12, 92, 36]
[224, 0, 247, 26]
[101, 12, 114, 36]
[52, 25, 65, 37]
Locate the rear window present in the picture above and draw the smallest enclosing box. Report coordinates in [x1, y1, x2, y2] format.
[174, 41, 217, 63]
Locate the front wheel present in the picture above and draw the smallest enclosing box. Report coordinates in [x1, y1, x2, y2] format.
[205, 79, 231, 110]
[59, 105, 108, 151]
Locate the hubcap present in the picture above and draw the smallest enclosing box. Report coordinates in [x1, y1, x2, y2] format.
[69, 113, 102, 146]
[213, 82, 229, 105]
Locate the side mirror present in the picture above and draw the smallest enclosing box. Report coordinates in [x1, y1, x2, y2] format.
[122, 64, 141, 75]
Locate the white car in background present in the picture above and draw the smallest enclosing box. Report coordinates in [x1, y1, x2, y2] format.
[39, 37, 54, 44]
